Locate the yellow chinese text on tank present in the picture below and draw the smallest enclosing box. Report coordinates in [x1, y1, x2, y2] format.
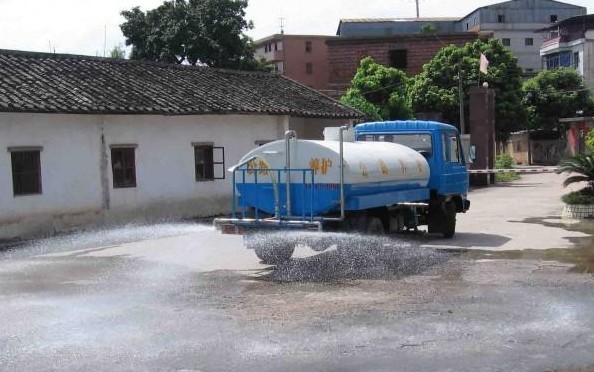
[378, 159, 389, 176]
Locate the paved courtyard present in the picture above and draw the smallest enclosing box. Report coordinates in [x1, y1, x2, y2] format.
[1, 172, 593, 371]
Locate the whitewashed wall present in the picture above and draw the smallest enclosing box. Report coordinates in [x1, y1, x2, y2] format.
[0, 113, 295, 239]
[583, 31, 594, 93]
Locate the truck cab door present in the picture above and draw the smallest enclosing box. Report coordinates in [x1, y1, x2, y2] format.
[441, 131, 469, 195]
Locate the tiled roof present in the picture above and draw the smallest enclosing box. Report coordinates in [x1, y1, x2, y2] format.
[0, 49, 361, 119]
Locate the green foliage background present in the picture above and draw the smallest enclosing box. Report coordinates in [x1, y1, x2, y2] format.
[120, 0, 264, 70]
[340, 57, 412, 121]
[409, 39, 525, 143]
[522, 68, 594, 132]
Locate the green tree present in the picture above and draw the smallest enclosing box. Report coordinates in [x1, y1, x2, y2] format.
[340, 56, 412, 121]
[120, 0, 261, 70]
[409, 39, 525, 142]
[523, 68, 594, 132]
[109, 45, 126, 59]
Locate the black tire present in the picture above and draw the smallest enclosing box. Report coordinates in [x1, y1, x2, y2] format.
[442, 201, 457, 238]
[254, 243, 295, 264]
[366, 216, 385, 235]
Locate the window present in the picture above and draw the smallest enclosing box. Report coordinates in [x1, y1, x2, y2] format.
[574, 52, 580, 69]
[193, 143, 225, 181]
[388, 49, 407, 69]
[111, 146, 136, 188]
[466, 23, 469, 31]
[497, 14, 505, 23]
[546, 53, 560, 69]
[10, 148, 42, 196]
[305, 41, 312, 53]
[305, 62, 313, 75]
[274, 42, 278, 51]
[359, 134, 432, 156]
[550, 14, 558, 23]
[525, 38, 533, 46]
[502, 38, 511, 46]
[443, 133, 462, 163]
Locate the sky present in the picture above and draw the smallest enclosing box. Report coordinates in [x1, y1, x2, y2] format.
[0, 0, 592, 56]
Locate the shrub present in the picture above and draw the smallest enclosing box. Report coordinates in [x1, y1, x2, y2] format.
[495, 153, 520, 182]
[495, 153, 514, 169]
[586, 129, 594, 152]
[561, 188, 594, 205]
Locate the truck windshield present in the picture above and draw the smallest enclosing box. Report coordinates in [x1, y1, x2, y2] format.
[358, 133, 433, 156]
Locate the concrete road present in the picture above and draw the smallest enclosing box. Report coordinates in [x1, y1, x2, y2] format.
[1, 172, 594, 371]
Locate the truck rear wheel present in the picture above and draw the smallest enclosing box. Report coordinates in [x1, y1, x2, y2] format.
[348, 214, 385, 235]
[366, 217, 385, 235]
[442, 201, 456, 238]
[254, 243, 295, 264]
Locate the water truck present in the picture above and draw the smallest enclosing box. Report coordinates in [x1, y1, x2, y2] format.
[214, 120, 470, 263]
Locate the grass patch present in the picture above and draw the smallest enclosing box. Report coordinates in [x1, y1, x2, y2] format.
[495, 172, 521, 182]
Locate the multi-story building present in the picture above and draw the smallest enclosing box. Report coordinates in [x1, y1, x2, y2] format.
[458, 0, 586, 75]
[540, 14, 594, 91]
[337, 0, 586, 75]
[253, 34, 332, 92]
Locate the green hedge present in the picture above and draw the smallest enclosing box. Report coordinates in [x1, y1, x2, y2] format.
[495, 154, 520, 182]
[562, 188, 594, 205]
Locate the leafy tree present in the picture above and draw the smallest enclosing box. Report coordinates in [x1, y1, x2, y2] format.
[409, 39, 525, 142]
[120, 0, 261, 70]
[109, 45, 126, 59]
[340, 57, 412, 121]
[523, 68, 594, 132]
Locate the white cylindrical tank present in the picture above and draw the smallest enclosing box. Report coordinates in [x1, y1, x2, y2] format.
[234, 139, 430, 215]
[238, 139, 429, 187]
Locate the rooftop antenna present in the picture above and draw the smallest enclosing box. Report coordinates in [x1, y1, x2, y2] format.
[103, 24, 107, 57]
[279, 7, 285, 35]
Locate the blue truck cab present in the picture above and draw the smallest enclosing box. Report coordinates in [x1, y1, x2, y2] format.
[355, 120, 470, 214]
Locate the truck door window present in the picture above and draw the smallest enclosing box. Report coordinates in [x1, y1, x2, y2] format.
[359, 133, 432, 156]
[443, 132, 462, 164]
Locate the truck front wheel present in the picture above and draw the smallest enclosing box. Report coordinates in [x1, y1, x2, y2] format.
[442, 201, 457, 238]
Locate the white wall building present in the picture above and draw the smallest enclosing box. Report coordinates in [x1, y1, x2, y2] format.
[0, 50, 360, 240]
[458, 0, 586, 75]
[540, 15, 594, 92]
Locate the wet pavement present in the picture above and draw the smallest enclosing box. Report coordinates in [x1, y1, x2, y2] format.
[1, 172, 594, 371]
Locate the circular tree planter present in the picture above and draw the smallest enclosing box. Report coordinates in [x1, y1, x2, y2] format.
[562, 204, 594, 220]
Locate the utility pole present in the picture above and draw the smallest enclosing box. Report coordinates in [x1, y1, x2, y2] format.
[416, 0, 420, 18]
[459, 65, 465, 134]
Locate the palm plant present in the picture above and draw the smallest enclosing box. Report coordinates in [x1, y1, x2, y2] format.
[556, 153, 594, 190]
[557, 154, 594, 205]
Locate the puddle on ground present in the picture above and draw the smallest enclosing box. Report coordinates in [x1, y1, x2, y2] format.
[464, 246, 594, 274]
[470, 216, 594, 274]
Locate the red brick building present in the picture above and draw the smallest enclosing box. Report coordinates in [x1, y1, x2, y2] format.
[326, 32, 491, 96]
[254, 34, 332, 93]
